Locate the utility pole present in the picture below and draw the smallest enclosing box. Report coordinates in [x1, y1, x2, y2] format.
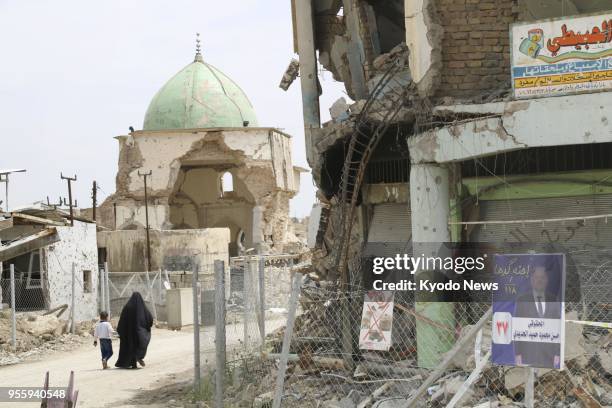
[92, 181, 97, 221]
[138, 170, 153, 272]
[60, 173, 77, 226]
[0, 169, 26, 212]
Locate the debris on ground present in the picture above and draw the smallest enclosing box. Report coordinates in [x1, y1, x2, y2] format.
[0, 310, 96, 366]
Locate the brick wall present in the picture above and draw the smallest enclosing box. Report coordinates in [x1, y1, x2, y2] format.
[434, 0, 520, 100]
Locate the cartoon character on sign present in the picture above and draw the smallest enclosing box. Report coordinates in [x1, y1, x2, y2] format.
[519, 28, 544, 58]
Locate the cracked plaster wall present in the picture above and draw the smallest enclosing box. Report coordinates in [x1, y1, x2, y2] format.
[103, 128, 299, 250]
[45, 221, 99, 322]
[408, 92, 612, 164]
[97, 228, 230, 291]
[404, 0, 443, 97]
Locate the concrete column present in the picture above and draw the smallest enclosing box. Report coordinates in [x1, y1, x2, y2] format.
[342, 0, 368, 99]
[252, 205, 264, 252]
[295, 0, 321, 165]
[410, 163, 455, 368]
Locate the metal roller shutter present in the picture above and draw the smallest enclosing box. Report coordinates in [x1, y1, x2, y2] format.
[367, 203, 412, 243]
[472, 194, 612, 313]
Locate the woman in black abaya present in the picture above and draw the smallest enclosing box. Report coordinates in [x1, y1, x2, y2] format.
[115, 292, 153, 369]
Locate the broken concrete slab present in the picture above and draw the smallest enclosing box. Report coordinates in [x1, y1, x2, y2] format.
[279, 59, 300, 91]
[16, 314, 64, 338]
[330, 97, 350, 123]
[443, 375, 474, 406]
[253, 391, 273, 408]
[448, 322, 491, 371]
[371, 398, 407, 408]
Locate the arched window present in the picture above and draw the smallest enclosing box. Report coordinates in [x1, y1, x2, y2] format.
[220, 171, 234, 197]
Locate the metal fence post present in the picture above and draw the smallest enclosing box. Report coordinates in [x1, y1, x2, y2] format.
[145, 269, 157, 321]
[104, 262, 110, 318]
[258, 255, 266, 347]
[272, 270, 303, 408]
[214, 260, 226, 408]
[244, 258, 251, 352]
[192, 263, 201, 396]
[525, 367, 535, 408]
[158, 269, 163, 307]
[71, 263, 76, 334]
[100, 267, 106, 313]
[10, 264, 16, 351]
[0, 261, 3, 307]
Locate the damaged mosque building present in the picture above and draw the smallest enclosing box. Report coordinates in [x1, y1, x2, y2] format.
[288, 0, 612, 369]
[97, 44, 305, 274]
[1, 42, 304, 320]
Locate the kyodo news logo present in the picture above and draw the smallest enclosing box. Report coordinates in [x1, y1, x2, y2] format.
[492, 312, 512, 344]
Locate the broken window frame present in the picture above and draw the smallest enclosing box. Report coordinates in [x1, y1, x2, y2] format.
[25, 250, 43, 290]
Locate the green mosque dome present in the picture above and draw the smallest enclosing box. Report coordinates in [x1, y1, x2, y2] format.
[143, 51, 259, 131]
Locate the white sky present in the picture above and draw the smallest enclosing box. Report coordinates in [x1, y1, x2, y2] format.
[0, 0, 347, 218]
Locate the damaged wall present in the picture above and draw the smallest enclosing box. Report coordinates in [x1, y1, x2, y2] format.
[409, 92, 612, 164]
[97, 228, 230, 291]
[101, 128, 301, 251]
[404, 0, 443, 96]
[45, 221, 98, 322]
[433, 0, 519, 101]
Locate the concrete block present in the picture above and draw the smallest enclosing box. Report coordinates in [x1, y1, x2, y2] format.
[166, 288, 194, 329]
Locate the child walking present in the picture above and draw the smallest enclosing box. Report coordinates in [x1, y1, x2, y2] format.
[93, 311, 114, 369]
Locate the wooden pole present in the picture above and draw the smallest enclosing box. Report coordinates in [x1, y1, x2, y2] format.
[92, 181, 97, 221]
[138, 171, 153, 273]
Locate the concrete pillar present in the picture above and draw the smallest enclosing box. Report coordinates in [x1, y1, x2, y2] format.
[252, 205, 264, 252]
[410, 163, 455, 368]
[342, 0, 368, 99]
[295, 0, 321, 165]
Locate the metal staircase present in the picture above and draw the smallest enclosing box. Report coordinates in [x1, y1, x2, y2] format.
[330, 59, 416, 282]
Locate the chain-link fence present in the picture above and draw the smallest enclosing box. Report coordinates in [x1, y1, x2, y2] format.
[186, 245, 611, 408]
[105, 270, 166, 321]
[0, 263, 62, 352]
[0, 261, 47, 312]
[192, 254, 298, 406]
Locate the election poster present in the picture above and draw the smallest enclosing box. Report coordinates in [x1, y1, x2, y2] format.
[492, 254, 565, 369]
[511, 12, 612, 98]
[359, 291, 394, 351]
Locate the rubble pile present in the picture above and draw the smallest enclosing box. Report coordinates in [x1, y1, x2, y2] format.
[0, 310, 93, 366]
[242, 291, 612, 408]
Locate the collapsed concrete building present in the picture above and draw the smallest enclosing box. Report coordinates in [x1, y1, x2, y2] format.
[97, 45, 304, 276]
[290, 0, 612, 370]
[0, 206, 99, 322]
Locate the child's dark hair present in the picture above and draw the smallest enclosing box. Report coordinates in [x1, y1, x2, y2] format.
[100, 311, 108, 320]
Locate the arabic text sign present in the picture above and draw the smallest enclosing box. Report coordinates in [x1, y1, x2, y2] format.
[359, 291, 394, 351]
[492, 253, 566, 369]
[511, 13, 612, 98]
[512, 318, 562, 343]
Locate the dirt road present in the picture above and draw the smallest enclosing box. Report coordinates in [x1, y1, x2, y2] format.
[0, 328, 198, 407]
[0, 316, 286, 408]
